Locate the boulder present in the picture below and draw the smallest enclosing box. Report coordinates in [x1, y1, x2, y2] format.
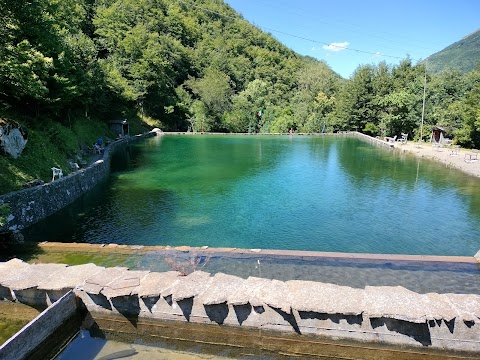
[0, 122, 28, 159]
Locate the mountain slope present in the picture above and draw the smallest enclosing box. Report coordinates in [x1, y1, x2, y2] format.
[426, 29, 480, 73]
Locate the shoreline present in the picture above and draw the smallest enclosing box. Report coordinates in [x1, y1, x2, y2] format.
[393, 141, 480, 178]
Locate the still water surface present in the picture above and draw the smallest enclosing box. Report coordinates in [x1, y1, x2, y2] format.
[26, 135, 480, 256]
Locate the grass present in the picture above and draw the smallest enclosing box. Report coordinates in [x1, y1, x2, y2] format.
[0, 117, 111, 195]
[0, 111, 153, 196]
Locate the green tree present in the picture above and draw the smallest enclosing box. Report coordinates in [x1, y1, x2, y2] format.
[184, 68, 234, 130]
[334, 65, 375, 131]
[225, 79, 270, 133]
[454, 67, 480, 148]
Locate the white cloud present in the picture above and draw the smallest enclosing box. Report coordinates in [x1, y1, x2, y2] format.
[322, 42, 349, 52]
[373, 52, 383, 58]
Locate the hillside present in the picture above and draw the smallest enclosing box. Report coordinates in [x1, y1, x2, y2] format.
[0, 0, 341, 194]
[2, 1, 480, 197]
[426, 29, 480, 73]
[0, 0, 340, 132]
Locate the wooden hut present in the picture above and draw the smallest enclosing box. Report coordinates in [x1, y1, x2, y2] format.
[430, 126, 445, 144]
[109, 119, 129, 138]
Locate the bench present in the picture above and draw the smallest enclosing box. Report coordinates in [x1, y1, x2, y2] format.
[464, 152, 478, 163]
[448, 145, 460, 156]
[396, 133, 408, 145]
[51, 167, 63, 181]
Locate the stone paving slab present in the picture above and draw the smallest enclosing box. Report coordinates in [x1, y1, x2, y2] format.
[0, 258, 479, 332]
[101, 270, 150, 299]
[83, 267, 129, 295]
[0, 259, 30, 280]
[287, 280, 364, 315]
[255, 279, 291, 313]
[228, 276, 271, 306]
[136, 271, 181, 298]
[199, 273, 245, 305]
[445, 293, 480, 322]
[167, 271, 212, 301]
[2, 263, 67, 291]
[422, 293, 457, 321]
[37, 263, 104, 290]
[363, 286, 427, 323]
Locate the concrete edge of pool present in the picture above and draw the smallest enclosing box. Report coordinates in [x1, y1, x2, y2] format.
[0, 253, 479, 359]
[36, 241, 480, 264]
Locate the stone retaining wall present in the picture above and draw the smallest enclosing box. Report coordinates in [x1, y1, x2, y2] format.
[0, 259, 478, 356]
[351, 131, 395, 149]
[0, 131, 159, 234]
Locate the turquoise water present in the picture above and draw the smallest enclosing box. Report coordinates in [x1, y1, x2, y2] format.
[26, 135, 480, 256]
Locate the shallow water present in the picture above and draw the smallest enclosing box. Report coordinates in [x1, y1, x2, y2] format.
[24, 135, 480, 256]
[0, 302, 41, 346]
[55, 330, 238, 360]
[0, 320, 25, 346]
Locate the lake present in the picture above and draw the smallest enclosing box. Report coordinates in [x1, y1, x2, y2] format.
[24, 135, 480, 256]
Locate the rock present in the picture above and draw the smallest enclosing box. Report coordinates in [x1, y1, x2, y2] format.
[101, 270, 150, 299]
[422, 293, 457, 321]
[0, 259, 30, 280]
[83, 267, 129, 295]
[0, 125, 27, 159]
[11, 231, 24, 244]
[444, 293, 480, 322]
[2, 263, 67, 291]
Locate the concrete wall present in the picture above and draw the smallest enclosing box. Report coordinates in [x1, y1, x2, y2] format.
[1, 258, 478, 357]
[350, 131, 395, 149]
[0, 131, 158, 234]
[0, 291, 77, 360]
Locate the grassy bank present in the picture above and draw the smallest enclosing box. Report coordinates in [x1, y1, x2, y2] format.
[0, 112, 156, 196]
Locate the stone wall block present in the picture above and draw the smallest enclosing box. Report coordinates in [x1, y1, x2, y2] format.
[228, 276, 271, 307]
[169, 271, 212, 301]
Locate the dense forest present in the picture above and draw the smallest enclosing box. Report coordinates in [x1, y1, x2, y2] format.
[427, 29, 480, 74]
[1, 0, 480, 191]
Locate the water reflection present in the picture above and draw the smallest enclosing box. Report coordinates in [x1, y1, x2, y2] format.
[23, 135, 480, 256]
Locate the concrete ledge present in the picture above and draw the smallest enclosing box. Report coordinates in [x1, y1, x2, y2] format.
[34, 242, 479, 264]
[1, 259, 479, 355]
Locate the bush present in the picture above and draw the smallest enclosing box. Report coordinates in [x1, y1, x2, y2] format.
[363, 122, 379, 136]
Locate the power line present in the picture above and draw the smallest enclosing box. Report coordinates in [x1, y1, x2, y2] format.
[256, 0, 444, 51]
[175, 0, 414, 62]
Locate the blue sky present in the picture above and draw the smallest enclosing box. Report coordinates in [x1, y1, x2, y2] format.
[224, 0, 480, 78]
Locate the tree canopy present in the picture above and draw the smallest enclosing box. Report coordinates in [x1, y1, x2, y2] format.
[1, 0, 479, 147]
